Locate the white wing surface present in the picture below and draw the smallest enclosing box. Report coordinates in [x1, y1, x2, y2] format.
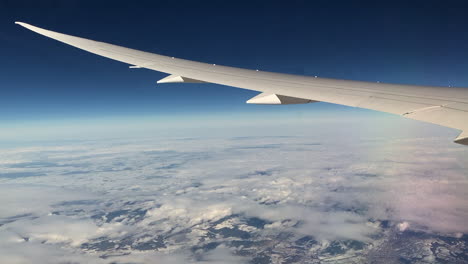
[16, 22, 468, 145]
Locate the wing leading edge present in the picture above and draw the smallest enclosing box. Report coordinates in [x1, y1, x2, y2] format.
[15, 22, 468, 145]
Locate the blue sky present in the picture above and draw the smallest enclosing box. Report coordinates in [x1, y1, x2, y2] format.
[1, 0, 468, 140]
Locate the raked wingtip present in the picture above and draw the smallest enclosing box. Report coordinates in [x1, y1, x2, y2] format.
[15, 22, 36, 30]
[14, 22, 50, 35]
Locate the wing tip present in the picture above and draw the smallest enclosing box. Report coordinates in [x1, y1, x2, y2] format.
[15, 21, 35, 31]
[15, 22, 42, 33]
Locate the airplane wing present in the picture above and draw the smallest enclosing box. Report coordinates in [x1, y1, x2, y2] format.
[15, 22, 468, 145]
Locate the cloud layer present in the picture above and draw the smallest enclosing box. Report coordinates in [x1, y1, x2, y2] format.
[0, 130, 467, 263]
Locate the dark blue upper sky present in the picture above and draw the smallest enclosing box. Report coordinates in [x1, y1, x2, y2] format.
[1, 0, 468, 123]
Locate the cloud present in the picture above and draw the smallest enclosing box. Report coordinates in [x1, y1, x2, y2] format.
[398, 222, 410, 232]
[0, 129, 467, 263]
[0, 184, 98, 218]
